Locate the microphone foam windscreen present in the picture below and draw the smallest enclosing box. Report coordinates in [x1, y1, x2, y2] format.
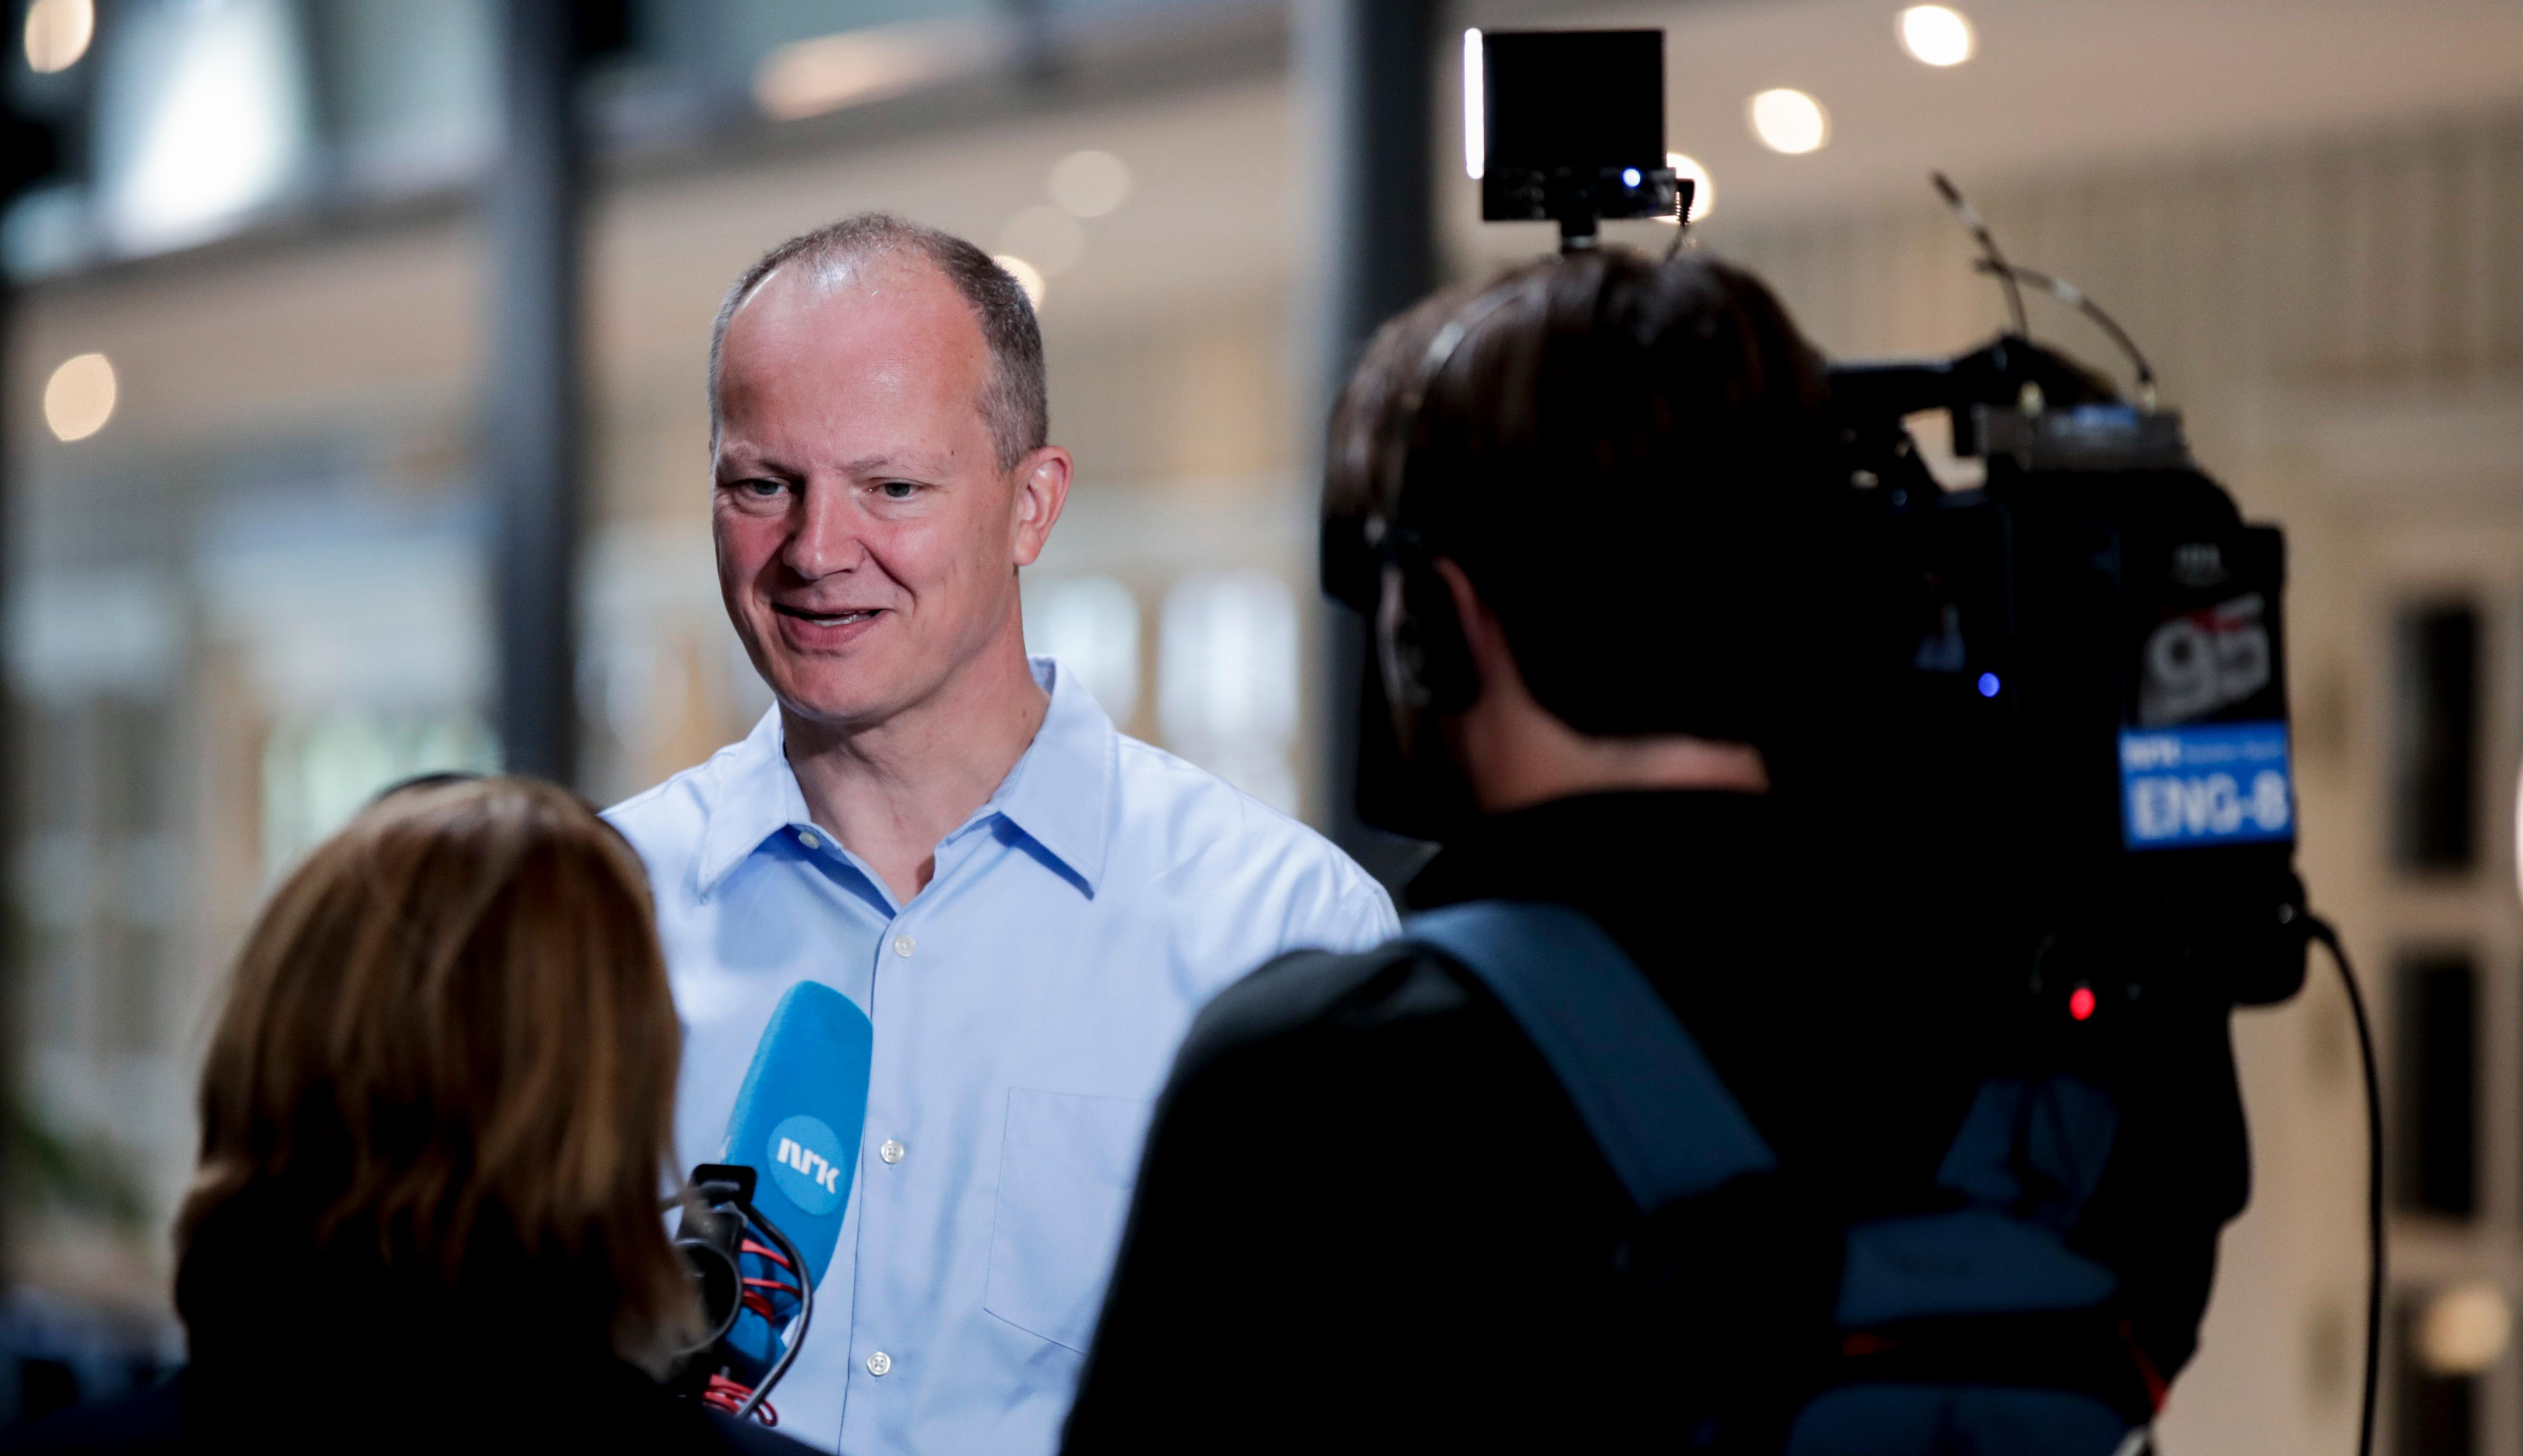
[721, 979, 874, 1289]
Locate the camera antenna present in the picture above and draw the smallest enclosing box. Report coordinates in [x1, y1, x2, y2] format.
[1971, 259, 2160, 411]
[1932, 172, 2029, 340]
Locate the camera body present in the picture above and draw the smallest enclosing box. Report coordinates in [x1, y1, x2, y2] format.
[1378, 25, 2310, 1024]
[1824, 339, 2307, 1029]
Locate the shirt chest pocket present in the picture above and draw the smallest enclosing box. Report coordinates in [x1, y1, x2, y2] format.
[983, 1087, 1151, 1353]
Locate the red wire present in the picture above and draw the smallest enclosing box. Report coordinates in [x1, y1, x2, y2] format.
[741, 1240, 794, 1271]
[702, 1373, 779, 1427]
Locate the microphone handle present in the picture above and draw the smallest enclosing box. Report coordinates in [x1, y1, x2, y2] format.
[732, 1199, 815, 1423]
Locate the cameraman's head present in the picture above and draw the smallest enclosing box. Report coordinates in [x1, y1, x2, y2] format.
[1326, 248, 1837, 832]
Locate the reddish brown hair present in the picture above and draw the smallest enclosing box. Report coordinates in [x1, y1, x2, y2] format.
[179, 777, 693, 1362]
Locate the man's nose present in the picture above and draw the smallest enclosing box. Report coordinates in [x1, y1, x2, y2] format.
[783, 482, 865, 580]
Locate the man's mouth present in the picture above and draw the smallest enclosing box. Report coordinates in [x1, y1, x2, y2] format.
[775, 605, 885, 628]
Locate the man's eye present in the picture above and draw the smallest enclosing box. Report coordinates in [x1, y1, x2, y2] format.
[878, 481, 919, 501]
[737, 478, 785, 498]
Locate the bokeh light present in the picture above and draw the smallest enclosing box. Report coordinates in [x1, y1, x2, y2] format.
[2418, 1282, 2512, 1376]
[1657, 152, 1714, 223]
[993, 254, 1047, 309]
[1900, 6, 1977, 67]
[1749, 88, 1830, 154]
[43, 353, 117, 442]
[22, 0, 93, 74]
[1048, 150, 1132, 218]
[1000, 206, 1084, 276]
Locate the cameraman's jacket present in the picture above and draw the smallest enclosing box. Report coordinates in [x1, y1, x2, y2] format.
[1061, 790, 2248, 1454]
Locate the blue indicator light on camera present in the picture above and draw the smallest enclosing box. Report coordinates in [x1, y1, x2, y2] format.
[1622, 167, 1641, 187]
[1976, 672, 2001, 698]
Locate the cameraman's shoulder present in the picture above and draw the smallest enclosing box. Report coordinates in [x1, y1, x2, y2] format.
[1172, 936, 1481, 1086]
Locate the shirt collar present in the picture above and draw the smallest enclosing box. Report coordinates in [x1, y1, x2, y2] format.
[693, 656, 1116, 899]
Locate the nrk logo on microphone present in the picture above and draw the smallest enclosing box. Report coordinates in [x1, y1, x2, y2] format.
[768, 1113, 850, 1215]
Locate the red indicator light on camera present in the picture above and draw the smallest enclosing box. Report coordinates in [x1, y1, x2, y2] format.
[2067, 985, 2097, 1022]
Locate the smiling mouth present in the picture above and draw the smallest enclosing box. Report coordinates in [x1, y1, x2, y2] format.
[775, 605, 886, 628]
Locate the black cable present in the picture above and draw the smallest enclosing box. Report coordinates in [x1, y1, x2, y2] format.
[1932, 172, 2029, 340]
[731, 1200, 815, 1424]
[1970, 259, 2159, 405]
[2306, 916, 2381, 1456]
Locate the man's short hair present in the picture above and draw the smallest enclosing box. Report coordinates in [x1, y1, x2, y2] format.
[708, 212, 1047, 471]
[1326, 249, 1838, 741]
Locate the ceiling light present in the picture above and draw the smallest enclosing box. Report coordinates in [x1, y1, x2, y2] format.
[1048, 150, 1132, 218]
[999, 207, 1083, 276]
[23, 0, 93, 73]
[1657, 153, 1714, 224]
[2419, 1282, 2512, 1376]
[1899, 6, 1976, 67]
[1748, 88, 1829, 155]
[754, 24, 966, 121]
[44, 353, 116, 442]
[994, 255, 1047, 310]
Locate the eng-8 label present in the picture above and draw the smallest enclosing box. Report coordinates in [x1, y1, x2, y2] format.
[2118, 720, 2294, 850]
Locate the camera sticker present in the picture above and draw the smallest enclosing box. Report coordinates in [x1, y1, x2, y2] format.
[2139, 593, 2272, 725]
[2119, 720, 2294, 850]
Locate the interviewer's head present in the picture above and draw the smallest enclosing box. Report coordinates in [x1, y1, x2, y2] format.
[179, 777, 692, 1366]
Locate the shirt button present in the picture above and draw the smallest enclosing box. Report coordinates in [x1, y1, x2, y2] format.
[879, 1139, 905, 1164]
[866, 1351, 893, 1377]
[893, 934, 916, 958]
[796, 830, 820, 850]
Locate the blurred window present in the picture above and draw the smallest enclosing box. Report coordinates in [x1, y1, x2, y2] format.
[259, 708, 498, 879]
[93, 0, 315, 253]
[2397, 952, 2477, 1218]
[2391, 603, 2480, 872]
[313, 0, 497, 191]
[1158, 570, 1296, 814]
[1026, 574, 1140, 726]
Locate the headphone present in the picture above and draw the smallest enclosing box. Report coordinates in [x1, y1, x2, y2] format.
[1357, 284, 1530, 721]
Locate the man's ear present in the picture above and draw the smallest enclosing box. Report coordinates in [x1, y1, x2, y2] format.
[1431, 558, 1511, 697]
[1011, 445, 1074, 567]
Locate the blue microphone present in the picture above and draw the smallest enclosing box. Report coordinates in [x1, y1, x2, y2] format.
[701, 980, 874, 1400]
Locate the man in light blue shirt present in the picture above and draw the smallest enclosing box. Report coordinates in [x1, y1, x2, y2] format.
[606, 212, 1395, 1454]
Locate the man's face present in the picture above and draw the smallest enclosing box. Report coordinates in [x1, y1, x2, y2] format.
[712, 257, 1065, 731]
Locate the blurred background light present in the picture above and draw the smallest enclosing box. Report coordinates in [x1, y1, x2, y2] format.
[1748, 87, 1830, 154]
[41, 353, 115, 442]
[2417, 1281, 2512, 1375]
[95, 0, 313, 253]
[22, 0, 94, 74]
[1899, 6, 1977, 67]
[1659, 152, 1714, 223]
[752, 21, 979, 122]
[993, 253, 1047, 308]
[1026, 575, 1141, 724]
[1048, 150, 1133, 218]
[1160, 570, 1299, 814]
[1001, 205, 1085, 276]
[1462, 28, 1484, 179]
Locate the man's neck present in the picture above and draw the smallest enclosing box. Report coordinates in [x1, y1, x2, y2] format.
[782, 634, 1050, 905]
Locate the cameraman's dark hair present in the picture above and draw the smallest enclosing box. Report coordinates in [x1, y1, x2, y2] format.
[1327, 248, 1838, 740]
[710, 211, 1047, 471]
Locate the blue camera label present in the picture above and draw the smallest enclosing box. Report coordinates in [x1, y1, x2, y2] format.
[2119, 720, 2294, 850]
